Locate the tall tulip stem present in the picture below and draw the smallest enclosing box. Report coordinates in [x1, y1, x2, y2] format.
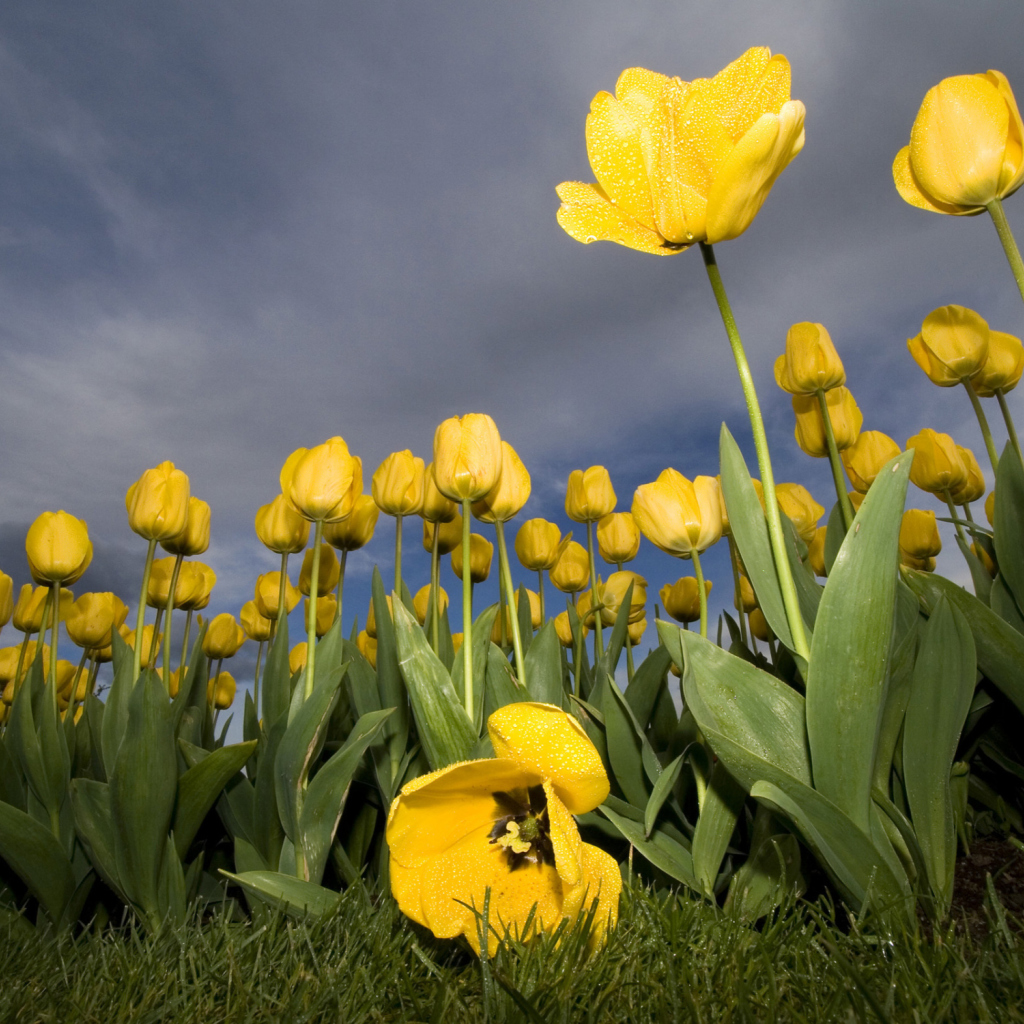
[161, 553, 184, 693]
[495, 521, 527, 691]
[987, 199, 1024, 306]
[816, 388, 856, 531]
[394, 515, 403, 596]
[996, 389, 1024, 466]
[430, 524, 441, 653]
[700, 242, 810, 662]
[303, 520, 324, 701]
[585, 521, 604, 659]
[337, 550, 347, 630]
[943, 491, 977, 586]
[275, 552, 289, 638]
[133, 539, 158, 683]
[537, 570, 546, 624]
[690, 550, 708, 640]
[179, 609, 193, 672]
[48, 582, 60, 704]
[461, 499, 474, 721]
[962, 379, 1000, 475]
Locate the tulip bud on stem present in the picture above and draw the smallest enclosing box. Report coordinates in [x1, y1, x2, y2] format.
[815, 389, 857, 531]
[460, 499, 475, 720]
[585, 522, 604, 660]
[336, 550, 347, 630]
[690, 550, 709, 640]
[274, 553, 290, 638]
[987, 199, 1024, 307]
[429, 526, 441, 653]
[47, 582, 60, 704]
[394, 516, 403, 597]
[133, 539, 158, 683]
[700, 243, 810, 662]
[494, 521, 527, 692]
[303, 521, 324, 702]
[962, 379, 1001, 475]
[943, 490, 980, 588]
[161, 552, 184, 693]
[995, 389, 1024, 466]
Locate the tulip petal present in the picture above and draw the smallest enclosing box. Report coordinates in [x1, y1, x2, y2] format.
[543, 781, 582, 888]
[892, 145, 972, 214]
[652, 79, 710, 243]
[985, 70, 1024, 198]
[487, 703, 609, 814]
[555, 181, 688, 255]
[560, 842, 622, 947]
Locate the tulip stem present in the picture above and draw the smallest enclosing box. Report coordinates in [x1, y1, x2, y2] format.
[816, 389, 856, 531]
[430, 525, 441, 653]
[537, 571, 546, 624]
[995, 389, 1024, 467]
[987, 199, 1024, 306]
[495, 521, 527, 691]
[963, 379, 1000, 475]
[943, 491, 976, 583]
[690, 549, 708, 640]
[585, 521, 604, 659]
[460, 499, 475, 721]
[253, 640, 264, 717]
[303, 521, 324, 701]
[700, 243, 810, 662]
[161, 553, 184, 694]
[179, 609, 193, 673]
[394, 515, 403, 597]
[727, 538, 749, 647]
[133, 539, 157, 683]
[337, 549, 347, 631]
[48, 582, 60, 705]
[275, 553, 289, 640]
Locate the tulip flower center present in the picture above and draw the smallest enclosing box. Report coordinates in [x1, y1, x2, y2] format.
[488, 786, 554, 870]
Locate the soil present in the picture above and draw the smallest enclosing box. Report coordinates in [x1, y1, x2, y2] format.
[947, 838, 1024, 940]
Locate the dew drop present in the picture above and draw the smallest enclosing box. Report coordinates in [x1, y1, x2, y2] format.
[585, 235, 597, 244]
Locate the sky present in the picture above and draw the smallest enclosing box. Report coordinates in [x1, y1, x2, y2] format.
[2, 0, 1024, 707]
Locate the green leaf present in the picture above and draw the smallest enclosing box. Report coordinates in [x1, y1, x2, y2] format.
[601, 669, 654, 808]
[70, 779, 123, 898]
[0, 798, 75, 925]
[220, 869, 341, 917]
[170, 622, 210, 736]
[253, 717, 286, 868]
[991, 575, 1024, 633]
[261, 618, 292, 728]
[804, 451, 912, 832]
[101, 628, 135, 778]
[451, 603, 499, 734]
[994, 442, 1024, 610]
[955, 533, 994, 606]
[691, 761, 746, 895]
[484, 642, 522, 717]
[371, 568, 410, 776]
[725, 832, 802, 924]
[298, 709, 392, 885]
[644, 752, 684, 838]
[173, 740, 258, 860]
[871, 613, 919, 793]
[823, 501, 846, 576]
[600, 580, 634, 677]
[0, 733, 26, 810]
[903, 569, 1024, 715]
[598, 804, 698, 890]
[157, 833, 186, 926]
[902, 596, 976, 914]
[393, 599, 477, 770]
[624, 645, 672, 732]
[780, 513, 822, 628]
[524, 622, 565, 707]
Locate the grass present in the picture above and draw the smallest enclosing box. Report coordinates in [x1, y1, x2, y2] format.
[1, 881, 1022, 1023]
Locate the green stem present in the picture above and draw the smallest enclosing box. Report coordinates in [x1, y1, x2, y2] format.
[987, 198, 1024, 305]
[944, 491, 976, 583]
[394, 515, 403, 597]
[179, 609, 193, 672]
[461, 499, 474, 721]
[275, 552, 289, 639]
[133, 539, 157, 683]
[816, 388, 856, 530]
[161, 553, 184, 693]
[336, 549, 347, 629]
[253, 640, 264, 717]
[68, 647, 89, 721]
[303, 521, 324, 701]
[48, 582, 60, 708]
[701, 242, 810, 662]
[430, 525, 441, 653]
[996, 389, 1024, 466]
[727, 537, 749, 646]
[495, 521, 527, 691]
[14, 630, 32, 698]
[586, 521, 604, 659]
[690, 549, 708, 640]
[537, 570, 545, 624]
[963, 379, 1000, 475]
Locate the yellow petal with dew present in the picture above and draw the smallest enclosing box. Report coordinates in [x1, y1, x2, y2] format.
[985, 70, 1024, 197]
[555, 181, 687, 254]
[543, 781, 582, 889]
[560, 842, 622, 949]
[892, 146, 972, 214]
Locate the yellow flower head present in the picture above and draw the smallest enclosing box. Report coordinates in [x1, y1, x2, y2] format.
[386, 702, 619, 955]
[660, 576, 712, 625]
[774, 322, 846, 395]
[324, 493, 380, 551]
[908, 305, 990, 386]
[515, 519, 568, 572]
[596, 512, 641, 564]
[557, 47, 805, 254]
[972, 329, 1024, 396]
[631, 470, 722, 557]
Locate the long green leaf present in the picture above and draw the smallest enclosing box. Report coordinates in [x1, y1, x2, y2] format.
[261, 618, 291, 728]
[804, 451, 911, 832]
[220, 869, 341, 917]
[644, 752, 684, 838]
[70, 779, 123, 898]
[602, 670, 654, 808]
[691, 761, 745, 895]
[371, 568, 409, 779]
[101, 629, 134, 778]
[599, 804, 698, 889]
[0, 798, 75, 925]
[625, 645, 672, 731]
[991, 575, 1024, 633]
[524, 622, 564, 707]
[994, 442, 1024, 610]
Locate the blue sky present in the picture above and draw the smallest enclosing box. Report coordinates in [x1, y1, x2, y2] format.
[2, 0, 1024, 699]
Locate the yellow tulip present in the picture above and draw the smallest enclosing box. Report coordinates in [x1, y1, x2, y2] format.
[413, 585, 448, 626]
[514, 519, 566, 572]
[120, 623, 161, 668]
[422, 514, 463, 556]
[450, 533, 493, 584]
[176, 562, 217, 611]
[775, 483, 824, 545]
[161, 497, 211, 557]
[949, 446, 986, 506]
[126, 461, 190, 541]
[549, 541, 590, 594]
[471, 442, 531, 524]
[734, 574, 758, 614]
[25, 511, 92, 585]
[660, 577, 712, 624]
[365, 595, 392, 640]
[239, 600, 274, 642]
[289, 643, 308, 676]
[749, 608, 772, 642]
[202, 613, 246, 659]
[565, 467, 616, 523]
[626, 617, 646, 646]
[553, 610, 586, 647]
[65, 593, 129, 650]
[0, 647, 22, 683]
[842, 431, 902, 493]
[894, 70, 1024, 215]
[147, 556, 199, 609]
[792, 387, 863, 457]
[372, 450, 426, 517]
[986, 490, 996, 525]
[356, 630, 377, 669]
[432, 414, 503, 502]
[556, 48, 805, 253]
[254, 571, 301, 620]
[594, 570, 647, 626]
[848, 490, 866, 514]
[298, 543, 341, 597]
[303, 595, 337, 638]
[899, 509, 942, 570]
[324, 494, 379, 551]
[207, 670, 236, 710]
[631, 470, 722, 557]
[596, 512, 640, 564]
[167, 667, 183, 699]
[774, 322, 846, 395]
[906, 429, 969, 496]
[280, 437, 359, 522]
[0, 572, 13, 630]
[255, 494, 311, 554]
[972, 329, 1024, 396]
[972, 541, 997, 577]
[421, 463, 459, 523]
[908, 305, 990, 386]
[14, 584, 70, 633]
[807, 526, 828, 578]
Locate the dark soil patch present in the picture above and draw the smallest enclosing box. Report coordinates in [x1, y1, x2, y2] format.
[949, 838, 1024, 940]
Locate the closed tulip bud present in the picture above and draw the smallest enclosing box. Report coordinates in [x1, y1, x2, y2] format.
[597, 512, 641, 564]
[239, 600, 274, 642]
[148, 557, 188, 609]
[255, 494, 311, 554]
[289, 643, 308, 675]
[848, 490, 866, 513]
[842, 431, 902, 493]
[298, 543, 341, 596]
[906, 429, 969, 495]
[450, 533, 493, 583]
[26, 511, 92, 585]
[372, 450, 426, 517]
[491, 606, 516, 644]
[254, 572, 300, 620]
[202, 613, 246, 659]
[280, 437, 359, 523]
[553, 610, 577, 647]
[167, 667, 183, 699]
[0, 572, 12, 629]
[774, 322, 846, 394]
[775, 483, 824, 544]
[324, 494, 379, 551]
[176, 561, 217, 611]
[734, 574, 758, 613]
[420, 464, 458, 523]
[894, 70, 1024, 214]
[451, 633, 464, 655]
[972, 542, 997, 577]
[2, 680, 14, 705]
[808, 526, 828, 577]
[365, 595, 392, 640]
[303, 595, 337, 638]
[4, 641, 47, 682]
[14, 584, 70, 633]
[126, 461, 191, 541]
[749, 608, 772, 642]
[515, 519, 567, 571]
[0, 647, 21, 682]
[500, 590, 542, 633]
[986, 490, 996, 525]
[565, 466, 616, 523]
[413, 585, 448, 626]
[422, 514, 463, 556]
[899, 509, 943, 564]
[432, 414, 503, 501]
[550, 540, 590, 594]
[908, 305, 990, 386]
[792, 387, 863, 457]
[65, 592, 129, 650]
[355, 630, 377, 668]
[972, 330, 1024, 396]
[54, 660, 78, 696]
[595, 571, 647, 626]
[660, 577, 712, 624]
[161, 497, 211, 557]
[120, 623, 161, 668]
[627, 617, 647, 645]
[207, 670, 236, 710]
[632, 470, 722, 557]
[949, 446, 986, 505]
[471, 442, 531, 523]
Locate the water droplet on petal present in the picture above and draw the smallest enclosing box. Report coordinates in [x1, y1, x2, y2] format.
[585, 235, 597, 244]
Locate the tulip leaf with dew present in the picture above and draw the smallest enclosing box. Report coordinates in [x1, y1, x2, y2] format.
[298, 708, 392, 886]
[870, 606, 920, 797]
[804, 452, 912, 835]
[220, 868, 342, 919]
[994, 443, 1024, 613]
[953, 532, 995, 606]
[392, 599, 477, 771]
[370, 568, 410, 787]
[172, 740, 258, 861]
[450, 602, 500, 734]
[260, 618, 292, 729]
[601, 664, 656, 809]
[515, 586, 534, 659]
[100, 629, 136, 779]
[624, 645, 674, 731]
[644, 751, 685, 838]
[991, 576, 1024, 633]
[524, 621, 566, 708]
[599, 803, 698, 890]
[901, 596, 976, 918]
[691, 761, 747, 896]
[70, 778, 125, 899]
[483, 641, 521, 722]
[725, 828, 804, 924]
[719, 426, 805, 663]
[0, 733, 27, 810]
